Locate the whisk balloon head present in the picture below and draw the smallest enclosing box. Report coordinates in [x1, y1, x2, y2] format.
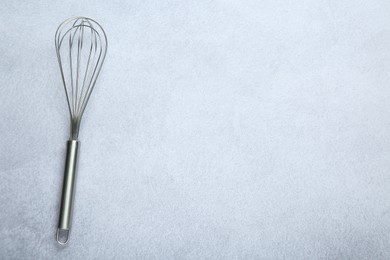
[55, 17, 107, 139]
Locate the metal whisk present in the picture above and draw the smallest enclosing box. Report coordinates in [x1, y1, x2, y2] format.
[54, 17, 107, 244]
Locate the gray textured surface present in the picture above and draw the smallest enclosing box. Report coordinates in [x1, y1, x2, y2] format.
[1, 0, 390, 259]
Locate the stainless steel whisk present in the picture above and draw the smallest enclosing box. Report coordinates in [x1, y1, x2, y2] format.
[54, 17, 107, 244]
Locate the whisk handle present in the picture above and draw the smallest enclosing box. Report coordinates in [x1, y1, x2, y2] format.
[57, 140, 79, 245]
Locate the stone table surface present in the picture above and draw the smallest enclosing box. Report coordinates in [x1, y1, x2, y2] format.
[1, 0, 390, 259]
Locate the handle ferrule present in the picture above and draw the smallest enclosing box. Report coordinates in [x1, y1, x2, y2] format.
[57, 140, 79, 245]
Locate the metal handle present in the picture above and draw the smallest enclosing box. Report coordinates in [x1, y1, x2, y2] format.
[57, 140, 79, 245]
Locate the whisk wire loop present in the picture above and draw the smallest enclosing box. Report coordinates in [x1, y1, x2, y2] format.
[55, 17, 107, 139]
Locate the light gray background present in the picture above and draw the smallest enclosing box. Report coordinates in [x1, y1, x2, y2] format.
[1, 0, 390, 259]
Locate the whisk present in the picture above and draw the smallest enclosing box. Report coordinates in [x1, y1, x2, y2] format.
[54, 17, 107, 244]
